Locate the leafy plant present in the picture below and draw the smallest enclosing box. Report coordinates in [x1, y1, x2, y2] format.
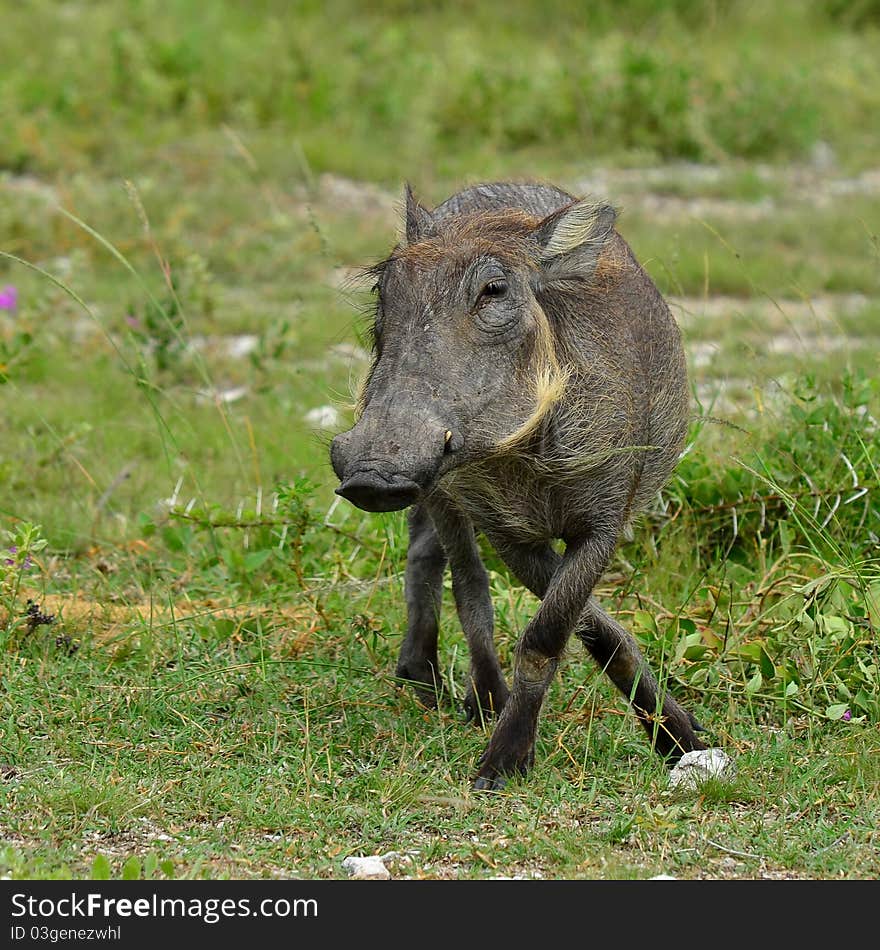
[1, 522, 49, 639]
[629, 371, 880, 722]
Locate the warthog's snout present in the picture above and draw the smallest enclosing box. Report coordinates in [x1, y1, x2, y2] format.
[335, 469, 422, 512]
[330, 415, 455, 513]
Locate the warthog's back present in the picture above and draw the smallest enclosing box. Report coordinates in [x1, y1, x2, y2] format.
[432, 181, 574, 223]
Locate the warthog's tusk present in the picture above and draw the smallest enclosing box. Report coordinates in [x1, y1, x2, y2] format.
[444, 430, 453, 444]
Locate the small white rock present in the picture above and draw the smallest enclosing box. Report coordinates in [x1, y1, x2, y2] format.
[305, 405, 341, 429]
[649, 874, 678, 880]
[342, 855, 392, 880]
[224, 334, 260, 359]
[669, 748, 735, 790]
[195, 385, 249, 405]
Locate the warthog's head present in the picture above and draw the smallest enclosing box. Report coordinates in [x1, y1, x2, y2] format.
[330, 185, 616, 512]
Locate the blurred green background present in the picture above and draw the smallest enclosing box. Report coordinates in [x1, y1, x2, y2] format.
[3, 0, 880, 179]
[3, 0, 879, 544]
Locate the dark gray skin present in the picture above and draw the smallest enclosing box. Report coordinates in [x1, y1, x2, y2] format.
[330, 181, 707, 790]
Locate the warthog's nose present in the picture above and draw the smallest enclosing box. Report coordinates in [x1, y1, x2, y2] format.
[335, 470, 422, 512]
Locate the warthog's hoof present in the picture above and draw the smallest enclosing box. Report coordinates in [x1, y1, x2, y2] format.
[472, 773, 508, 792]
[462, 676, 510, 726]
[395, 660, 445, 710]
[637, 703, 709, 761]
[690, 712, 707, 732]
[472, 731, 534, 792]
[472, 758, 529, 792]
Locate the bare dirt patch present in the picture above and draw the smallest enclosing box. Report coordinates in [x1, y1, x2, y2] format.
[6, 586, 322, 654]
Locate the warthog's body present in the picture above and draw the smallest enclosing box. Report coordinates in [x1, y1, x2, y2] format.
[331, 181, 706, 789]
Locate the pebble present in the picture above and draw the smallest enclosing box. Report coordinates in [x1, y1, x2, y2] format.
[341, 851, 409, 880]
[669, 748, 735, 790]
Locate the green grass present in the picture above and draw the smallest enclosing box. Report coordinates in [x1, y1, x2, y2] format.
[2, 588, 878, 879]
[2, 0, 880, 880]
[625, 195, 880, 299]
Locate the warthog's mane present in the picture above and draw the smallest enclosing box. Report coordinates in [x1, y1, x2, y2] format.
[384, 207, 544, 269]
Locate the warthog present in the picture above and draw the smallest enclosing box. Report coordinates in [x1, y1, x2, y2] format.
[331, 181, 707, 789]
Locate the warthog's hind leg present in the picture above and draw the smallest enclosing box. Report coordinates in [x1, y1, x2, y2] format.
[575, 602, 707, 760]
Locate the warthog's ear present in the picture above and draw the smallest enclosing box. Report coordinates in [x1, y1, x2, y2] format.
[534, 198, 617, 282]
[404, 183, 434, 244]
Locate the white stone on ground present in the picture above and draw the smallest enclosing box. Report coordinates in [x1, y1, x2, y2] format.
[342, 851, 409, 880]
[669, 748, 735, 791]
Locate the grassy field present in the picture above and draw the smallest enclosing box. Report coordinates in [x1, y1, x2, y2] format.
[1, 0, 879, 880]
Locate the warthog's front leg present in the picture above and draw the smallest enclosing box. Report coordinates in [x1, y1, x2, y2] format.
[396, 504, 448, 707]
[476, 536, 706, 789]
[425, 493, 509, 722]
[474, 533, 613, 790]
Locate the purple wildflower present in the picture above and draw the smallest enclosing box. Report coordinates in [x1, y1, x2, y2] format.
[842, 709, 852, 722]
[3, 546, 33, 569]
[0, 286, 18, 312]
[125, 314, 141, 329]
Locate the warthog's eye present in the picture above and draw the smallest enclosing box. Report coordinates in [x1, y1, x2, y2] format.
[478, 278, 509, 304]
